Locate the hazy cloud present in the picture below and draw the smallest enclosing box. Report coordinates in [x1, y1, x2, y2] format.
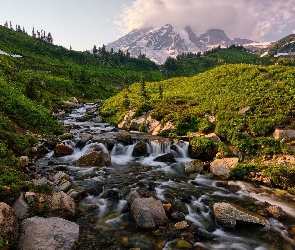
[118, 0, 295, 41]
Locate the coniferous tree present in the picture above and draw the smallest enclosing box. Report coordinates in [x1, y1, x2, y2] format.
[158, 84, 163, 100]
[123, 94, 130, 109]
[4, 21, 8, 28]
[140, 75, 148, 101]
[93, 45, 98, 54]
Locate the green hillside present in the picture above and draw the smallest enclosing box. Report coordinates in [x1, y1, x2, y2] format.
[101, 63, 295, 156]
[162, 45, 272, 77]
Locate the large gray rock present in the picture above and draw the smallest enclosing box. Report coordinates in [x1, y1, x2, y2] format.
[50, 192, 76, 219]
[213, 202, 266, 229]
[131, 197, 168, 229]
[76, 134, 93, 148]
[0, 202, 19, 248]
[210, 158, 239, 179]
[18, 217, 79, 250]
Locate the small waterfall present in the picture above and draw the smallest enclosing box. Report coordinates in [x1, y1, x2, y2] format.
[125, 144, 135, 156]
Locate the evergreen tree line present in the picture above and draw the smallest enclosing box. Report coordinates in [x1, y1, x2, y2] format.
[2, 21, 53, 44]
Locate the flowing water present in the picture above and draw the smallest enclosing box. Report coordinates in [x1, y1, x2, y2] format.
[36, 103, 295, 250]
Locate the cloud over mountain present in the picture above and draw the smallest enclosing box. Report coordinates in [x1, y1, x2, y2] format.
[118, 0, 295, 41]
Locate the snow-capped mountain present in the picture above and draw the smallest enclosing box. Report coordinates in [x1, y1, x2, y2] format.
[106, 24, 262, 64]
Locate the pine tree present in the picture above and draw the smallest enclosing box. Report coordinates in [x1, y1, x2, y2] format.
[93, 45, 98, 54]
[4, 21, 8, 28]
[158, 84, 163, 100]
[140, 75, 148, 101]
[123, 94, 130, 109]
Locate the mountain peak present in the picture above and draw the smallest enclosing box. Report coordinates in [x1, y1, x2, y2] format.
[105, 25, 255, 64]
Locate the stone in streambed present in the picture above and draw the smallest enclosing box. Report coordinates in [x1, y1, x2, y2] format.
[132, 140, 147, 157]
[54, 143, 74, 156]
[153, 153, 176, 163]
[77, 151, 111, 167]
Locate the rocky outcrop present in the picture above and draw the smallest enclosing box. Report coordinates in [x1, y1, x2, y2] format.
[210, 158, 239, 179]
[62, 101, 78, 110]
[118, 111, 135, 130]
[273, 128, 295, 142]
[77, 151, 111, 167]
[50, 192, 76, 219]
[18, 217, 79, 250]
[158, 121, 174, 136]
[132, 140, 147, 157]
[153, 153, 176, 163]
[0, 203, 19, 248]
[131, 197, 168, 229]
[213, 202, 266, 229]
[116, 130, 133, 145]
[54, 143, 74, 156]
[184, 160, 204, 174]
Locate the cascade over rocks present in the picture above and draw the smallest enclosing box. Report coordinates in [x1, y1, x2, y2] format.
[18, 217, 79, 250]
[213, 202, 266, 229]
[130, 197, 168, 229]
[0, 202, 19, 248]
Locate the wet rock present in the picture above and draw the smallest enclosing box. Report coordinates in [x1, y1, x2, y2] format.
[0, 202, 19, 248]
[266, 205, 288, 220]
[184, 160, 204, 174]
[213, 202, 266, 229]
[59, 133, 74, 141]
[171, 211, 186, 222]
[174, 221, 189, 230]
[171, 200, 189, 215]
[76, 134, 93, 148]
[102, 189, 120, 201]
[12, 193, 28, 220]
[92, 115, 102, 123]
[50, 191, 76, 219]
[132, 140, 147, 157]
[214, 181, 228, 187]
[131, 197, 168, 229]
[18, 217, 79, 250]
[20, 156, 29, 167]
[77, 151, 111, 167]
[54, 143, 74, 156]
[170, 163, 185, 173]
[116, 130, 133, 145]
[210, 158, 239, 179]
[153, 153, 176, 163]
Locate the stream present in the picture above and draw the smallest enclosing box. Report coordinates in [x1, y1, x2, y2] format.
[36, 103, 295, 250]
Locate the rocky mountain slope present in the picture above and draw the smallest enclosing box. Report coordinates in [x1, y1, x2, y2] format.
[106, 24, 267, 64]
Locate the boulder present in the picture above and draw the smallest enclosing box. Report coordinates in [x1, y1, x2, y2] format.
[24, 192, 37, 204]
[205, 133, 221, 143]
[153, 153, 176, 163]
[188, 138, 218, 161]
[56, 179, 72, 192]
[213, 202, 266, 229]
[132, 140, 147, 157]
[116, 130, 133, 145]
[69, 97, 78, 104]
[184, 160, 204, 174]
[53, 172, 70, 184]
[18, 217, 79, 250]
[77, 151, 111, 167]
[12, 193, 28, 220]
[131, 197, 168, 229]
[62, 101, 77, 109]
[210, 158, 239, 179]
[127, 191, 141, 205]
[0, 202, 19, 248]
[76, 134, 93, 148]
[273, 128, 295, 141]
[20, 156, 29, 167]
[50, 192, 76, 219]
[54, 143, 74, 156]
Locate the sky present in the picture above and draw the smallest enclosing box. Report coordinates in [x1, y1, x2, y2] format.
[1, 0, 295, 51]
